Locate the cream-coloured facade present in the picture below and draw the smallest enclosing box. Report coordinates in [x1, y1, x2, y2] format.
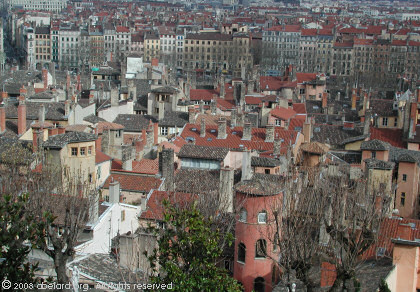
[144, 35, 160, 62]
[7, 0, 67, 12]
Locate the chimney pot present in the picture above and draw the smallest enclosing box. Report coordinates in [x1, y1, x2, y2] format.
[242, 122, 252, 140]
[217, 118, 227, 139]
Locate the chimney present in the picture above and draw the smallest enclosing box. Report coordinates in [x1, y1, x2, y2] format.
[240, 83, 246, 106]
[48, 127, 59, 137]
[159, 148, 174, 191]
[242, 122, 251, 140]
[151, 58, 158, 67]
[0, 106, 5, 133]
[396, 223, 412, 241]
[220, 75, 225, 99]
[210, 99, 216, 115]
[303, 118, 312, 143]
[122, 159, 133, 171]
[32, 129, 43, 153]
[200, 118, 206, 137]
[231, 108, 237, 127]
[241, 149, 252, 181]
[140, 197, 147, 212]
[51, 63, 56, 86]
[89, 94, 95, 104]
[42, 68, 48, 89]
[57, 126, 65, 134]
[273, 138, 282, 156]
[109, 181, 121, 204]
[158, 101, 165, 121]
[199, 100, 205, 114]
[417, 88, 420, 103]
[248, 80, 254, 93]
[219, 167, 234, 212]
[76, 74, 81, 92]
[18, 97, 26, 136]
[217, 118, 227, 139]
[39, 104, 45, 124]
[1, 91, 8, 106]
[337, 91, 341, 101]
[265, 123, 274, 142]
[65, 100, 70, 117]
[188, 106, 195, 124]
[364, 110, 371, 136]
[351, 92, 357, 110]
[19, 85, 27, 97]
[154, 122, 158, 145]
[66, 71, 71, 94]
[128, 79, 137, 100]
[322, 92, 328, 110]
[111, 86, 119, 107]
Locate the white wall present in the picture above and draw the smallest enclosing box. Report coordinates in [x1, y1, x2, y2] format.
[75, 203, 140, 254]
[95, 160, 111, 188]
[98, 101, 134, 122]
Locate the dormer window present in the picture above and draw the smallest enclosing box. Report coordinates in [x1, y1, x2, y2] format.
[371, 151, 376, 159]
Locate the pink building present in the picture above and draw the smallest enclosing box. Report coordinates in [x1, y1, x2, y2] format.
[233, 174, 283, 292]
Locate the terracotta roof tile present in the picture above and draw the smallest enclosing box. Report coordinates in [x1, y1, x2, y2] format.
[132, 159, 159, 175]
[103, 173, 162, 192]
[96, 150, 112, 164]
[270, 107, 297, 120]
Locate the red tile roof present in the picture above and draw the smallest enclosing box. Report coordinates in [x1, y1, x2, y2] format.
[296, 73, 317, 83]
[96, 121, 124, 134]
[139, 190, 197, 220]
[180, 123, 298, 152]
[364, 217, 420, 259]
[132, 159, 159, 175]
[270, 107, 297, 120]
[369, 127, 404, 148]
[267, 25, 301, 32]
[111, 159, 123, 170]
[103, 173, 162, 192]
[292, 103, 307, 114]
[260, 76, 297, 91]
[96, 150, 112, 164]
[216, 98, 235, 110]
[190, 89, 218, 101]
[116, 26, 130, 33]
[245, 96, 263, 105]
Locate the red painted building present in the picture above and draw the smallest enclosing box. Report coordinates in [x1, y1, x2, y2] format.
[233, 173, 283, 292]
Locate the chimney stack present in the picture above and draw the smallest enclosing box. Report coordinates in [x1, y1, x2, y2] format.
[39, 104, 45, 124]
[240, 83, 246, 106]
[273, 137, 282, 156]
[159, 148, 174, 191]
[364, 110, 371, 136]
[188, 106, 195, 124]
[109, 181, 121, 204]
[42, 68, 48, 90]
[231, 108, 237, 127]
[210, 99, 216, 115]
[303, 117, 312, 143]
[265, 123, 274, 142]
[241, 149, 252, 181]
[322, 92, 328, 110]
[1, 91, 8, 106]
[65, 100, 70, 117]
[351, 91, 357, 110]
[18, 96, 26, 136]
[200, 118, 206, 137]
[242, 122, 251, 140]
[32, 129, 43, 153]
[220, 75, 225, 99]
[158, 101, 165, 121]
[89, 94, 95, 104]
[219, 167, 234, 212]
[19, 85, 27, 97]
[0, 106, 5, 133]
[111, 86, 119, 107]
[199, 100, 205, 114]
[217, 118, 227, 139]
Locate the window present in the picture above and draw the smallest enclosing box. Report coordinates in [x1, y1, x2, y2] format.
[238, 243, 246, 263]
[254, 277, 265, 292]
[382, 117, 388, 126]
[161, 127, 168, 136]
[255, 239, 267, 258]
[71, 147, 78, 156]
[88, 146, 92, 155]
[394, 118, 398, 127]
[275, 119, 281, 126]
[258, 211, 267, 224]
[265, 169, 270, 174]
[80, 147, 86, 156]
[403, 174, 407, 182]
[239, 208, 247, 222]
[401, 192, 406, 206]
[88, 174, 93, 183]
[371, 151, 376, 159]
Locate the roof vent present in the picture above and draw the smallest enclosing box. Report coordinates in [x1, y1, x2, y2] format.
[232, 131, 237, 135]
[314, 127, 321, 132]
[207, 138, 212, 141]
[210, 129, 216, 133]
[313, 105, 319, 110]
[191, 128, 197, 131]
[376, 247, 386, 257]
[239, 144, 244, 148]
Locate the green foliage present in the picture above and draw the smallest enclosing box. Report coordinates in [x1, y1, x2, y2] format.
[378, 279, 391, 292]
[0, 194, 50, 284]
[146, 200, 241, 292]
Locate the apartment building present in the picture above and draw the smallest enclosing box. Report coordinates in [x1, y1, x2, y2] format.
[115, 26, 131, 62]
[262, 25, 301, 76]
[89, 27, 105, 68]
[183, 32, 252, 75]
[7, 0, 67, 12]
[34, 26, 51, 68]
[59, 24, 80, 71]
[159, 26, 176, 67]
[144, 34, 160, 62]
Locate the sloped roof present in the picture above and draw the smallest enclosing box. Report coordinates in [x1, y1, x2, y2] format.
[178, 144, 229, 161]
[235, 173, 284, 196]
[43, 132, 97, 149]
[360, 139, 391, 151]
[103, 173, 162, 192]
[251, 156, 281, 167]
